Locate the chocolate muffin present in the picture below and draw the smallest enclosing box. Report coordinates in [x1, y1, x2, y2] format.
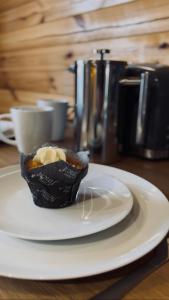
[20, 146, 89, 208]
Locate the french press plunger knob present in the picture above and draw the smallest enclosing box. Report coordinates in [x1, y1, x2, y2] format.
[96, 49, 110, 60]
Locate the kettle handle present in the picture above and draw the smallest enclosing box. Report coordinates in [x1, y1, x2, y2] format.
[119, 72, 149, 145]
[135, 72, 149, 145]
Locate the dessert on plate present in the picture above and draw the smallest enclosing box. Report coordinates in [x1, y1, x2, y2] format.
[20, 146, 89, 208]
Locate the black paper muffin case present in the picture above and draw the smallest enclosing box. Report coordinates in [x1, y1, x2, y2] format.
[20, 150, 89, 209]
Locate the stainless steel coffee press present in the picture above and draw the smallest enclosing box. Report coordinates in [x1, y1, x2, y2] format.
[69, 49, 127, 164]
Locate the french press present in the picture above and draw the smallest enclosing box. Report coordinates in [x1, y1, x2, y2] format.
[70, 49, 127, 164]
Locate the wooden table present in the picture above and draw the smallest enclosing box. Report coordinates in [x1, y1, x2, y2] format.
[0, 143, 169, 300]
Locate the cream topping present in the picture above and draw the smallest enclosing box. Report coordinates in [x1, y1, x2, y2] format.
[33, 146, 66, 165]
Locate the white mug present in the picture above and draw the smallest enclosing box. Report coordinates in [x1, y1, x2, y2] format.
[0, 106, 54, 154]
[37, 99, 69, 141]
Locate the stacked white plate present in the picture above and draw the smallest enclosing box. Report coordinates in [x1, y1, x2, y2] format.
[0, 163, 168, 280]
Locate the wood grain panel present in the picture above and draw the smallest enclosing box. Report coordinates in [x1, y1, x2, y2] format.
[0, 0, 169, 51]
[0, 1, 40, 23]
[0, 32, 168, 72]
[0, 31, 168, 102]
[0, 89, 19, 112]
[2, 17, 168, 52]
[0, 71, 74, 95]
[0, 0, 169, 110]
[0, 0, 133, 25]
[0, 0, 31, 13]
[0, 1, 136, 38]
[0, 89, 74, 113]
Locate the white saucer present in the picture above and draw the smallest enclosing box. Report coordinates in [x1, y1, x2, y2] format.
[0, 168, 133, 240]
[0, 163, 168, 280]
[0, 120, 14, 139]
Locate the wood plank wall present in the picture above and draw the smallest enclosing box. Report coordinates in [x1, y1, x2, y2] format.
[0, 0, 169, 112]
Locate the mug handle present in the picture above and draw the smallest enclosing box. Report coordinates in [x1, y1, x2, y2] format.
[67, 105, 75, 128]
[0, 114, 17, 146]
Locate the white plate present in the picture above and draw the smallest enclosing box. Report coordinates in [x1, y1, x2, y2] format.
[0, 163, 168, 280]
[0, 169, 133, 240]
